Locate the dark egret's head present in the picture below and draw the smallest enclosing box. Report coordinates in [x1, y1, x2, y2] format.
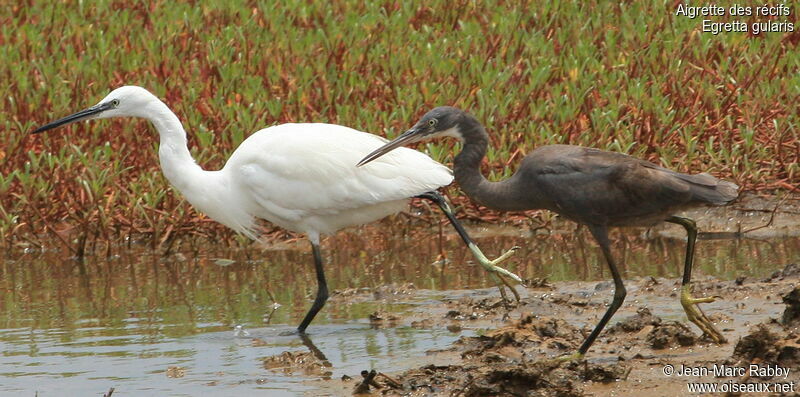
[31, 86, 158, 134]
[357, 106, 468, 167]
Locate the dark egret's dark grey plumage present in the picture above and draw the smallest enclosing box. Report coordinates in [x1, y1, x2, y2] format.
[358, 106, 739, 358]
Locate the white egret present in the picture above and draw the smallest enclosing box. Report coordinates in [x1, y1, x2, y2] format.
[31, 86, 521, 333]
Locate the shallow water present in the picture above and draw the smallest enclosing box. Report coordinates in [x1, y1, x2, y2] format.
[1, 221, 799, 396]
[0, 321, 467, 396]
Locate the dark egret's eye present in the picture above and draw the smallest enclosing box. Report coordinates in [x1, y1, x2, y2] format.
[428, 118, 437, 127]
[110, 99, 120, 108]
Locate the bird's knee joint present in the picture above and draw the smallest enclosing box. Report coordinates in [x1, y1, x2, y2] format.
[670, 216, 697, 231]
[418, 191, 442, 203]
[614, 287, 627, 301]
[316, 288, 329, 304]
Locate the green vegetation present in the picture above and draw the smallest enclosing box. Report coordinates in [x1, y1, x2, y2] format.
[2, 1, 798, 248]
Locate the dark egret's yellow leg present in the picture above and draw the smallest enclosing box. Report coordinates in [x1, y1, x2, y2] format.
[667, 216, 727, 344]
[417, 192, 522, 303]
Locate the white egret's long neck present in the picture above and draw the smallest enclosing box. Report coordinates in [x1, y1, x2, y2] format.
[139, 97, 254, 237]
[144, 100, 208, 194]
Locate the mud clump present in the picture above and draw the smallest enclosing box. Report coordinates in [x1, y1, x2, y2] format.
[732, 324, 800, 370]
[386, 360, 629, 397]
[525, 277, 553, 290]
[445, 297, 507, 320]
[410, 318, 434, 329]
[501, 314, 583, 341]
[525, 316, 584, 351]
[762, 263, 800, 282]
[459, 315, 583, 359]
[485, 360, 629, 393]
[608, 307, 662, 333]
[445, 309, 481, 321]
[263, 351, 332, 377]
[481, 361, 585, 397]
[646, 321, 697, 349]
[730, 286, 800, 373]
[372, 282, 417, 298]
[353, 369, 403, 394]
[332, 271, 800, 396]
[385, 364, 467, 396]
[165, 365, 186, 378]
[368, 311, 400, 328]
[781, 287, 800, 326]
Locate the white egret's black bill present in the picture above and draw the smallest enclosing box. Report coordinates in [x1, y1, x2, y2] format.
[356, 128, 422, 167]
[31, 102, 114, 134]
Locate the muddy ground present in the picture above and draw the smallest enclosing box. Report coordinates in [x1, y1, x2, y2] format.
[261, 263, 800, 396]
[256, 195, 800, 396]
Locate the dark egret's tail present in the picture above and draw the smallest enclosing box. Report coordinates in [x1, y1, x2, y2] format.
[675, 172, 739, 205]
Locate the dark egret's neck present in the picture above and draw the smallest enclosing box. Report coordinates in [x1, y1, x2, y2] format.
[452, 115, 544, 211]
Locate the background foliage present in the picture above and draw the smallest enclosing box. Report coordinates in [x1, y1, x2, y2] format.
[1, 0, 798, 249]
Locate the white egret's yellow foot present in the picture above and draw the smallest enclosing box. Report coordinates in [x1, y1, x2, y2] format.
[469, 244, 523, 304]
[680, 285, 727, 344]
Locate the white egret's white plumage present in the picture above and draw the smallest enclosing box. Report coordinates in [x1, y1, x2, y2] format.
[31, 86, 521, 333]
[165, 121, 454, 240]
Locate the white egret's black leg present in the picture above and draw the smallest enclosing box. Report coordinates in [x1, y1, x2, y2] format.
[666, 216, 727, 343]
[569, 225, 627, 358]
[416, 191, 521, 302]
[297, 236, 329, 333]
[299, 333, 331, 366]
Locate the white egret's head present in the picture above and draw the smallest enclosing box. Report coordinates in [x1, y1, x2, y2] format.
[32, 86, 158, 134]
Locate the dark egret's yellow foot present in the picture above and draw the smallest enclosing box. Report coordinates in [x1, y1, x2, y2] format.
[469, 244, 523, 303]
[555, 352, 585, 362]
[537, 351, 585, 367]
[680, 284, 727, 344]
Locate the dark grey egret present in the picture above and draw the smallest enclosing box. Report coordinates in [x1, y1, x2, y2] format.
[31, 88, 521, 334]
[358, 106, 738, 357]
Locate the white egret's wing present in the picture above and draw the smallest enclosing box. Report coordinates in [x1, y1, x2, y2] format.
[227, 123, 452, 223]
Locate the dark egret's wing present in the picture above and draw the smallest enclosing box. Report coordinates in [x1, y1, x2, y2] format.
[525, 145, 722, 225]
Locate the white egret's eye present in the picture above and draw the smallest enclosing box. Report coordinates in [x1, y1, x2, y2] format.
[428, 119, 437, 127]
[110, 99, 120, 107]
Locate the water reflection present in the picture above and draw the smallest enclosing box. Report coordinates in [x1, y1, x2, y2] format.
[0, 223, 798, 395]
